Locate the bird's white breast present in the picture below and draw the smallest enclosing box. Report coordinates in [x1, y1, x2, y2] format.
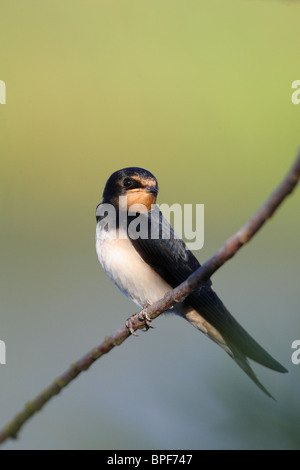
[95, 221, 222, 344]
[96, 222, 172, 308]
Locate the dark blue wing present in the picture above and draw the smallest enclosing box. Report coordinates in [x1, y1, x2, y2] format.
[129, 207, 287, 375]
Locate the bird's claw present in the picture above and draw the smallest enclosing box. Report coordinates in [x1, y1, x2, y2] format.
[125, 318, 138, 336]
[138, 308, 155, 331]
[126, 307, 155, 335]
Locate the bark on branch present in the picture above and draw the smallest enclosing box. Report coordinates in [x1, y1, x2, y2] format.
[1, 150, 300, 444]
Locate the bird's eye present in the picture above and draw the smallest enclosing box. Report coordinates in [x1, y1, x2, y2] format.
[123, 178, 132, 187]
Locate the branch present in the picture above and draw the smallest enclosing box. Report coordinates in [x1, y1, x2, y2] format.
[1, 150, 300, 444]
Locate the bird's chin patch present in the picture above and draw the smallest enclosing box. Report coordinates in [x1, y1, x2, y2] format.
[124, 189, 156, 212]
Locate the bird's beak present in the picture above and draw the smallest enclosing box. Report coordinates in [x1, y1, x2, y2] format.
[145, 186, 158, 196]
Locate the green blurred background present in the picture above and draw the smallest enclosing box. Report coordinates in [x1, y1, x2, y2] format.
[1, 0, 300, 449]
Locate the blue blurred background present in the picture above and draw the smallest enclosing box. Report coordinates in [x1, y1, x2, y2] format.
[1, 0, 300, 449]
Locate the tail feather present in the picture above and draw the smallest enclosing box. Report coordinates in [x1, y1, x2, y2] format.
[227, 319, 288, 374]
[187, 288, 288, 375]
[183, 303, 287, 399]
[232, 349, 276, 400]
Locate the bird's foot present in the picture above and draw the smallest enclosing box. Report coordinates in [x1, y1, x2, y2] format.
[125, 317, 138, 336]
[125, 306, 155, 335]
[138, 307, 155, 331]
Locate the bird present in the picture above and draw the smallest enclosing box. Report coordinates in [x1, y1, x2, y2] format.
[95, 167, 287, 398]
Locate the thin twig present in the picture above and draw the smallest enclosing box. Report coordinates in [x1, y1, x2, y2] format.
[1, 150, 300, 444]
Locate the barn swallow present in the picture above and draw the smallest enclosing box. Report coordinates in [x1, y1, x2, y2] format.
[95, 167, 287, 398]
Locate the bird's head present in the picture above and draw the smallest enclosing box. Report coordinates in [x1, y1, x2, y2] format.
[101, 167, 159, 212]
